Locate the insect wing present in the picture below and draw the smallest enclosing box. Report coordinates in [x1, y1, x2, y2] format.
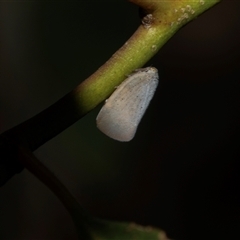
[96, 67, 158, 141]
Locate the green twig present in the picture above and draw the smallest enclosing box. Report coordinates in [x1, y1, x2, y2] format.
[2, 0, 220, 153]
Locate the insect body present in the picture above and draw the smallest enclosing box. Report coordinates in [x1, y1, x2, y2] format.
[96, 67, 159, 142]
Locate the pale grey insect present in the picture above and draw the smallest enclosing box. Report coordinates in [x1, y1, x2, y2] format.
[96, 67, 159, 142]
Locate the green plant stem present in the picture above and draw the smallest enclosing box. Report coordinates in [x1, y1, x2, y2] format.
[2, 0, 220, 152]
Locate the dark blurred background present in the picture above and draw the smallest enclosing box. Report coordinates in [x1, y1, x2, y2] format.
[0, 0, 239, 239]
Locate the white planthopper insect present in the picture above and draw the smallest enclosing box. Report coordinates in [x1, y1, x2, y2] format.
[96, 67, 159, 142]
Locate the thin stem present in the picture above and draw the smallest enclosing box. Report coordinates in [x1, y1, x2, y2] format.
[18, 146, 89, 222]
[18, 146, 94, 238]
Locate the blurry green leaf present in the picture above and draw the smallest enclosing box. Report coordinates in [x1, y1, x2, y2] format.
[75, 218, 169, 240]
